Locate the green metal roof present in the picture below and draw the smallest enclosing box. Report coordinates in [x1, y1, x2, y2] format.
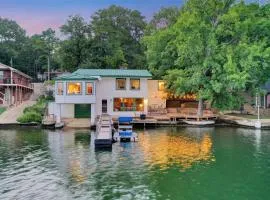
[56, 69, 152, 80]
[55, 73, 99, 81]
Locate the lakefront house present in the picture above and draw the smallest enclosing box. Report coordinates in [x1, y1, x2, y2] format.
[50, 69, 152, 124]
[0, 62, 33, 106]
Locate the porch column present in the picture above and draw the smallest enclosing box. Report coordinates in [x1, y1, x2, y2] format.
[20, 87, 22, 103]
[15, 86, 17, 106]
[264, 95, 266, 109]
[8, 87, 11, 106]
[91, 104, 96, 125]
[144, 98, 148, 114]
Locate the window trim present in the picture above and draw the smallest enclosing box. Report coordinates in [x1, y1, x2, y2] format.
[57, 81, 64, 95]
[130, 79, 140, 90]
[85, 82, 94, 95]
[66, 82, 82, 95]
[116, 78, 126, 90]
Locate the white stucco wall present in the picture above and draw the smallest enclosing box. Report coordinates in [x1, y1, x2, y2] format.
[48, 102, 75, 123]
[54, 77, 150, 121]
[61, 104, 74, 118]
[95, 77, 149, 117]
[48, 102, 56, 115]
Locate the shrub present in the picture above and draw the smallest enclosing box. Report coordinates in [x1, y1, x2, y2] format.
[23, 99, 46, 115]
[17, 111, 42, 123]
[18, 96, 48, 123]
[44, 80, 55, 86]
[45, 90, 54, 101]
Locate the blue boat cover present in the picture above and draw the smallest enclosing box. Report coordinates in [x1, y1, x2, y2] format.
[119, 130, 133, 137]
[118, 117, 133, 123]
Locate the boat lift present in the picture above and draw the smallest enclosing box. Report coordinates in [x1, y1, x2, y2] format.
[114, 117, 138, 142]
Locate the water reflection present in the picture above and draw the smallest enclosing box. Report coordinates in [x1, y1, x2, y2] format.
[47, 130, 91, 184]
[233, 128, 262, 150]
[139, 127, 214, 170]
[2, 127, 270, 200]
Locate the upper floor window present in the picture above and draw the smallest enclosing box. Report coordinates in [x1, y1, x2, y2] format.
[67, 82, 81, 95]
[86, 82, 94, 95]
[158, 81, 165, 91]
[130, 79, 140, 90]
[57, 82, 63, 95]
[116, 78, 126, 90]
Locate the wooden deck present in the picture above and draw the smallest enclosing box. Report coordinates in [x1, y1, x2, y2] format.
[111, 113, 217, 128]
[95, 114, 113, 148]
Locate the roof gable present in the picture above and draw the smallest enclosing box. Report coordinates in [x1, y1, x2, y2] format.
[0, 62, 32, 79]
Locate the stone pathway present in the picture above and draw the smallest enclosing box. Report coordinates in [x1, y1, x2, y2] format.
[0, 101, 36, 124]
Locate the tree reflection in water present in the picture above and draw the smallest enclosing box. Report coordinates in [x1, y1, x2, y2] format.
[138, 128, 215, 170]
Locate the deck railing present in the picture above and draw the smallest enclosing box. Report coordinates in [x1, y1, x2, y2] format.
[0, 78, 34, 89]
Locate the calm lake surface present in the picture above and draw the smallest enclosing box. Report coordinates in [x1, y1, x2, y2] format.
[0, 127, 270, 200]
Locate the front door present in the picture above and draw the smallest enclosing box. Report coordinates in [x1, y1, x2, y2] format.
[102, 99, 107, 113]
[75, 104, 91, 118]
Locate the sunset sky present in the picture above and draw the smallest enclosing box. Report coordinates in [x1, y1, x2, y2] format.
[0, 0, 265, 35]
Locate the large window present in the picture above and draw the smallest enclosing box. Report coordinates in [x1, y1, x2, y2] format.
[57, 82, 63, 95]
[130, 79, 140, 90]
[86, 82, 94, 95]
[67, 82, 82, 95]
[114, 98, 144, 112]
[116, 78, 126, 90]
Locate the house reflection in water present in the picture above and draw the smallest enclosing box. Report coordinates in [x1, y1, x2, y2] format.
[47, 130, 91, 184]
[138, 130, 214, 170]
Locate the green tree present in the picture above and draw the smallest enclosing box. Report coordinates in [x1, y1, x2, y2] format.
[147, 6, 179, 32]
[145, 0, 270, 116]
[0, 17, 26, 67]
[90, 5, 147, 69]
[16, 28, 59, 79]
[59, 15, 91, 71]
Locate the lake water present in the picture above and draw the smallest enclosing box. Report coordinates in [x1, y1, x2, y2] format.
[0, 127, 270, 200]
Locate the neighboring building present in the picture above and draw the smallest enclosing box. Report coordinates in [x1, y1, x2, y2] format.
[51, 69, 152, 124]
[37, 71, 71, 81]
[0, 63, 33, 106]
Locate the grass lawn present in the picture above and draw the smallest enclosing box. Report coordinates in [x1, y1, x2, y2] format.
[226, 113, 270, 119]
[0, 107, 7, 115]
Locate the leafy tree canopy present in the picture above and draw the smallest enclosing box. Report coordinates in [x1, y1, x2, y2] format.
[144, 0, 270, 112]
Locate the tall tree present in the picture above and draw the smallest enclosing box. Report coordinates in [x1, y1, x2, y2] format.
[145, 0, 270, 116]
[16, 28, 59, 79]
[59, 15, 91, 71]
[90, 5, 147, 69]
[147, 6, 180, 31]
[0, 17, 26, 66]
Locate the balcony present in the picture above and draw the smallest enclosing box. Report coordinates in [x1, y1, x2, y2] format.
[0, 78, 33, 89]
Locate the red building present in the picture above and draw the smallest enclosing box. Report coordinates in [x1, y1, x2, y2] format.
[0, 63, 33, 106]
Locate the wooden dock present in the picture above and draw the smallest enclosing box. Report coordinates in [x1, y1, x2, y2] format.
[110, 114, 218, 128]
[95, 114, 113, 148]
